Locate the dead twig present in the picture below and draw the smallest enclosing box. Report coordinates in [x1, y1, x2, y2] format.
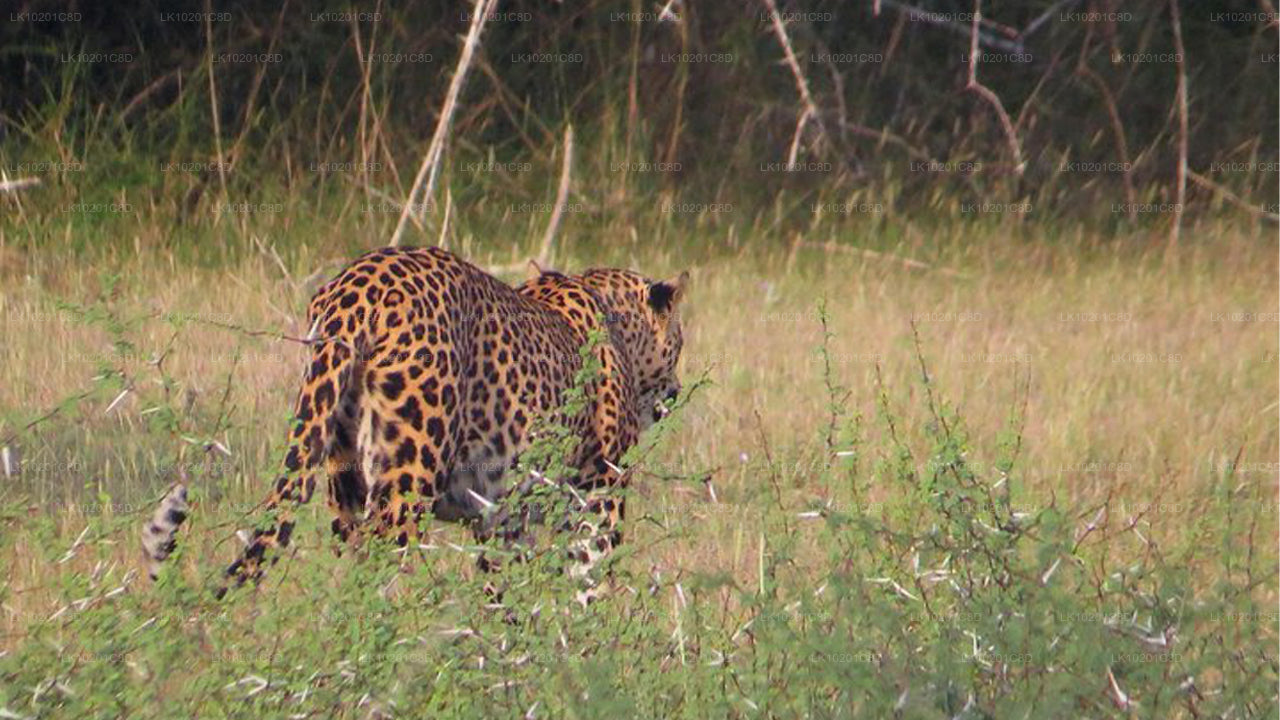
[475, 54, 554, 161]
[877, 0, 1081, 54]
[877, 0, 1015, 53]
[251, 234, 300, 292]
[119, 69, 181, 122]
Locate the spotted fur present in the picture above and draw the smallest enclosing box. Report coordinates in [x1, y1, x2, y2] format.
[146, 246, 687, 595]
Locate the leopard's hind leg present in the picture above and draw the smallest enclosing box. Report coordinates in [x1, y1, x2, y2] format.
[356, 339, 461, 550]
[326, 379, 367, 546]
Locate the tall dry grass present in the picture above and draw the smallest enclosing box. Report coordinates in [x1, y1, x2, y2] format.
[0, 217, 1274, 638]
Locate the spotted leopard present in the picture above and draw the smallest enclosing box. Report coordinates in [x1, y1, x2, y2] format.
[143, 246, 688, 596]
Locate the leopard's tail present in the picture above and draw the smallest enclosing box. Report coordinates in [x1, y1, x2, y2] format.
[217, 338, 362, 593]
[141, 483, 189, 580]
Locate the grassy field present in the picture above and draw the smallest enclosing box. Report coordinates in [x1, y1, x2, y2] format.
[0, 1, 1275, 713]
[0, 195, 1277, 716]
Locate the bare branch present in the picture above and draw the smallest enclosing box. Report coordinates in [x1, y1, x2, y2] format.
[966, 0, 1025, 176]
[390, 0, 498, 247]
[761, 0, 835, 158]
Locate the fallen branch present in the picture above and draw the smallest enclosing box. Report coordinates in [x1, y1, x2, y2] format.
[390, 0, 498, 247]
[799, 241, 970, 279]
[1188, 170, 1280, 222]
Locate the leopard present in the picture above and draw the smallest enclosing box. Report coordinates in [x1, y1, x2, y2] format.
[142, 245, 688, 598]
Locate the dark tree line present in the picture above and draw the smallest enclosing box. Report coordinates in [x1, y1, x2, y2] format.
[2, 0, 1276, 222]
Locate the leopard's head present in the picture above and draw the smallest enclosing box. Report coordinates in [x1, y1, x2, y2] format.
[582, 268, 689, 430]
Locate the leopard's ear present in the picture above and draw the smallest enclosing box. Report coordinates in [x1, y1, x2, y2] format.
[647, 271, 689, 313]
[526, 258, 551, 281]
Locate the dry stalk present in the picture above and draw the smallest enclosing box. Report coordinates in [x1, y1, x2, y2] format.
[203, 0, 230, 217]
[786, 109, 811, 167]
[438, 187, 453, 250]
[663, 10, 690, 167]
[350, 1, 381, 202]
[537, 124, 575, 266]
[119, 69, 180, 122]
[228, 0, 289, 170]
[475, 55, 553, 160]
[1078, 66, 1137, 218]
[390, 0, 498, 247]
[0, 175, 40, 193]
[372, 99, 405, 192]
[1167, 0, 1189, 246]
[625, 0, 642, 181]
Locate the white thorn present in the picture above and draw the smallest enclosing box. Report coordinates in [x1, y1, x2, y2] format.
[104, 389, 131, 415]
[466, 488, 496, 509]
[1040, 558, 1062, 585]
